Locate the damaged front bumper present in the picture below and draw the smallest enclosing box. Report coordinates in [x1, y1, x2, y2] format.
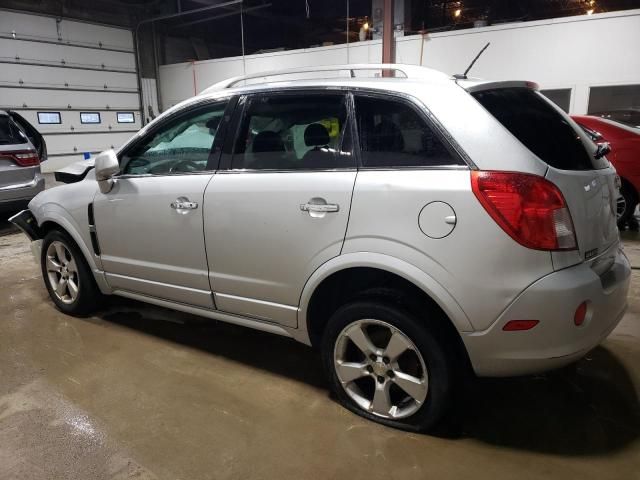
[9, 209, 42, 241]
[9, 209, 43, 261]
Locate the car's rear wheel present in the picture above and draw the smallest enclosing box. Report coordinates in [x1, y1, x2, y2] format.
[41, 230, 101, 316]
[617, 182, 638, 228]
[322, 301, 453, 432]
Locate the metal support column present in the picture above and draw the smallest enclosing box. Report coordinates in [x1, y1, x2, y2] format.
[382, 0, 395, 74]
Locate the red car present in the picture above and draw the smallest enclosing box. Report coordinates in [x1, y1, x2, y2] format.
[572, 115, 640, 226]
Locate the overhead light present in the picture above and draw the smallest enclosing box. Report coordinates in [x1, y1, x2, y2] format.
[586, 8, 594, 15]
[363, 22, 369, 30]
[454, 8, 462, 18]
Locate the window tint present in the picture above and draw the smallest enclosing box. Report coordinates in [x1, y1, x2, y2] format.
[473, 88, 604, 170]
[232, 94, 352, 170]
[121, 102, 227, 175]
[0, 116, 28, 145]
[355, 96, 460, 168]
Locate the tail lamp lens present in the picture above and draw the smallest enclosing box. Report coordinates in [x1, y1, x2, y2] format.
[3, 150, 40, 167]
[471, 171, 577, 251]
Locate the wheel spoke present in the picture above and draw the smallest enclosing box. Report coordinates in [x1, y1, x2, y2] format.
[346, 324, 377, 357]
[56, 278, 68, 297]
[55, 243, 67, 264]
[67, 258, 78, 274]
[67, 278, 79, 299]
[370, 381, 392, 416]
[46, 256, 62, 273]
[335, 361, 368, 383]
[392, 371, 428, 403]
[384, 330, 411, 361]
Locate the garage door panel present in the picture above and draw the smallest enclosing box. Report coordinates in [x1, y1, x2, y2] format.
[0, 11, 133, 51]
[0, 87, 139, 110]
[45, 132, 134, 155]
[0, 64, 138, 90]
[1, 10, 141, 170]
[1, 39, 135, 71]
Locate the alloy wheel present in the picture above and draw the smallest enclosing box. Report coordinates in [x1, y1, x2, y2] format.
[46, 241, 80, 304]
[333, 319, 429, 419]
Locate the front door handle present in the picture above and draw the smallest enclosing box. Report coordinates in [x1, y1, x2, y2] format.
[300, 203, 339, 213]
[171, 199, 198, 210]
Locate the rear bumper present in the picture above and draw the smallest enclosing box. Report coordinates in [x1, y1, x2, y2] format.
[462, 246, 631, 377]
[0, 173, 44, 204]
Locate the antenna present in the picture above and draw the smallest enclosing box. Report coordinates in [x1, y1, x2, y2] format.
[453, 42, 490, 80]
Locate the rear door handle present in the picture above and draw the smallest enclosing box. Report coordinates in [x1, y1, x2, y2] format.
[171, 199, 198, 210]
[300, 203, 339, 213]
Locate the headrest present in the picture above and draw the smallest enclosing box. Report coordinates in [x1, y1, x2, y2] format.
[304, 123, 330, 147]
[252, 131, 284, 152]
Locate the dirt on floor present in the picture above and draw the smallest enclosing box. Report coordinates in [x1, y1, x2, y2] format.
[0, 230, 638, 480]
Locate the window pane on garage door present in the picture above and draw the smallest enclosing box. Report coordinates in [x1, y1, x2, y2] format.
[540, 89, 571, 113]
[588, 84, 640, 129]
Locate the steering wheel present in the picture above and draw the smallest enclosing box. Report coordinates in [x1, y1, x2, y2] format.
[170, 159, 200, 173]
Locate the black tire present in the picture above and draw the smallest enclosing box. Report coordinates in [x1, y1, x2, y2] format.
[41, 229, 102, 316]
[617, 182, 638, 228]
[321, 301, 453, 432]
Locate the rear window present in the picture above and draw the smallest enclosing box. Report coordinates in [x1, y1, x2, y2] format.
[473, 88, 606, 171]
[0, 116, 28, 145]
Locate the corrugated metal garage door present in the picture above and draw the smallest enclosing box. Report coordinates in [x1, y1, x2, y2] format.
[0, 9, 142, 171]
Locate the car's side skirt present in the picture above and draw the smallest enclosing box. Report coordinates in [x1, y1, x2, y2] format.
[111, 289, 294, 339]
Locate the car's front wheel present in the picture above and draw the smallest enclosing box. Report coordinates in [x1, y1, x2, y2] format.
[41, 229, 101, 316]
[322, 301, 453, 432]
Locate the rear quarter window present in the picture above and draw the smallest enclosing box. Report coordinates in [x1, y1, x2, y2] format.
[473, 88, 607, 171]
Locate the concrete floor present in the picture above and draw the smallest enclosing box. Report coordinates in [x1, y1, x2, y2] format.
[0, 217, 638, 479]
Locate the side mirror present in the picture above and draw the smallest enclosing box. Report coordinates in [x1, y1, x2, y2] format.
[94, 149, 119, 194]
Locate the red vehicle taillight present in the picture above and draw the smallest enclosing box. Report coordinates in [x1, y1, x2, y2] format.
[1, 150, 40, 167]
[471, 170, 577, 251]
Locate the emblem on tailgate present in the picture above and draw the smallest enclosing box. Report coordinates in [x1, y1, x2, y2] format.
[585, 248, 599, 260]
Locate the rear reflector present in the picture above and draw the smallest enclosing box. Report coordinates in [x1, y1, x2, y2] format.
[574, 302, 588, 326]
[471, 171, 577, 251]
[503, 320, 539, 331]
[1, 150, 40, 167]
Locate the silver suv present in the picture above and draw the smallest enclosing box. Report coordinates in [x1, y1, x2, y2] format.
[11, 65, 630, 431]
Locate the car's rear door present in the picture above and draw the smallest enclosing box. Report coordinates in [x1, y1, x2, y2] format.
[93, 98, 233, 308]
[472, 86, 619, 270]
[203, 91, 357, 327]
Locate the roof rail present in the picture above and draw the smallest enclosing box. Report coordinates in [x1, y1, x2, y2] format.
[200, 63, 445, 95]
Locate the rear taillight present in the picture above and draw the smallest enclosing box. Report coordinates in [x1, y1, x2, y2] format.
[1, 150, 40, 167]
[471, 170, 577, 251]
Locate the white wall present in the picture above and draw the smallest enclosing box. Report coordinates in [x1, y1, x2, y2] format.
[159, 9, 640, 115]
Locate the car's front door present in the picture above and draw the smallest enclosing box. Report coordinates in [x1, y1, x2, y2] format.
[93, 99, 232, 308]
[204, 91, 357, 327]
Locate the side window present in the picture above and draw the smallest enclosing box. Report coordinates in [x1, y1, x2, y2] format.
[121, 101, 227, 175]
[355, 96, 461, 168]
[231, 94, 353, 170]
